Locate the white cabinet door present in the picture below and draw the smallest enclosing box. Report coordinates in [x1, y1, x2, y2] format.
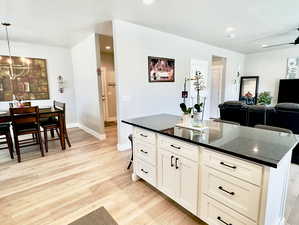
[178, 157, 198, 214]
[158, 150, 179, 200]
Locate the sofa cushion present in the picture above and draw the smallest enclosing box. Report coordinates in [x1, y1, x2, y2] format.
[223, 101, 244, 105]
[275, 103, 299, 111]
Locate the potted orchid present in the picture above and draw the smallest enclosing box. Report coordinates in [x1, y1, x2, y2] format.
[180, 103, 192, 124]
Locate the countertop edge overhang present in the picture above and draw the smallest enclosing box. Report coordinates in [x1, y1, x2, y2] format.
[122, 119, 296, 168]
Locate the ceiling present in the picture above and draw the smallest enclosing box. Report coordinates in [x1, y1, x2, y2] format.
[1, 0, 299, 54]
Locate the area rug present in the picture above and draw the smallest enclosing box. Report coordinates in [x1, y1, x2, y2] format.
[69, 207, 118, 225]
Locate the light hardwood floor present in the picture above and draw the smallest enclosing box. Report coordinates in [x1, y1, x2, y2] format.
[0, 127, 205, 225]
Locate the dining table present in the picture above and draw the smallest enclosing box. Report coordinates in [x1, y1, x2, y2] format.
[0, 107, 66, 150]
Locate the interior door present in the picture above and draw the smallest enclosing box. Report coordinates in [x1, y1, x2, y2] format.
[101, 67, 109, 122]
[178, 157, 198, 214]
[158, 149, 180, 200]
[210, 65, 223, 118]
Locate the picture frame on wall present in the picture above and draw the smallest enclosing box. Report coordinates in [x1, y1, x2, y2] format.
[286, 57, 299, 79]
[148, 56, 175, 82]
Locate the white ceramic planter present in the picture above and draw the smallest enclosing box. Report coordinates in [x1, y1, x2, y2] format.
[182, 114, 192, 125]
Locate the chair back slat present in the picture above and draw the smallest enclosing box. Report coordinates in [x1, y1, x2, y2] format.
[10, 107, 40, 125]
[23, 102, 31, 107]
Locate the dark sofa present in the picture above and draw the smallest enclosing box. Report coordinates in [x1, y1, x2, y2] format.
[219, 101, 299, 164]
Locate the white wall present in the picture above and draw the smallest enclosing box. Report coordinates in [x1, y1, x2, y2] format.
[244, 46, 299, 104]
[71, 34, 105, 138]
[113, 20, 245, 149]
[0, 40, 77, 125]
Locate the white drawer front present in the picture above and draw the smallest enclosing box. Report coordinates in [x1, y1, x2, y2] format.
[201, 195, 256, 225]
[203, 166, 261, 221]
[158, 135, 199, 162]
[134, 141, 156, 165]
[202, 150, 263, 186]
[134, 128, 156, 145]
[135, 159, 156, 187]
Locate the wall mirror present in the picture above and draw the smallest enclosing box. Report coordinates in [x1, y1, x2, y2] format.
[239, 76, 259, 105]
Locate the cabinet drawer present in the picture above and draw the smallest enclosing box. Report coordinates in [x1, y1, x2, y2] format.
[134, 141, 156, 165]
[158, 135, 199, 162]
[134, 128, 156, 145]
[202, 150, 263, 186]
[201, 195, 256, 225]
[203, 166, 261, 221]
[135, 159, 156, 187]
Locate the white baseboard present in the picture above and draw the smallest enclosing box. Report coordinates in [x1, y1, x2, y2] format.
[78, 124, 106, 140]
[66, 123, 79, 128]
[117, 142, 131, 151]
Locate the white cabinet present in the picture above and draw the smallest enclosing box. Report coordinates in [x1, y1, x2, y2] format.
[131, 127, 292, 225]
[202, 166, 261, 221]
[178, 156, 198, 213]
[201, 195, 256, 225]
[157, 149, 180, 199]
[158, 148, 198, 214]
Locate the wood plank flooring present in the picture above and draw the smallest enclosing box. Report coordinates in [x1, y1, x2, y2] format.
[0, 127, 205, 225]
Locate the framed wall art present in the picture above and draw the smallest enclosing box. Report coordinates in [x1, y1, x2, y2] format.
[0, 55, 49, 101]
[148, 56, 175, 82]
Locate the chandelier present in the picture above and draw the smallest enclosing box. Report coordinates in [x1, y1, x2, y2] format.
[0, 23, 30, 80]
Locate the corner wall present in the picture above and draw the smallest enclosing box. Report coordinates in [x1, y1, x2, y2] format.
[71, 34, 105, 138]
[113, 20, 245, 150]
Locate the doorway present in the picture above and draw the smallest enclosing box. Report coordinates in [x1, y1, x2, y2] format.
[99, 35, 117, 128]
[210, 56, 227, 118]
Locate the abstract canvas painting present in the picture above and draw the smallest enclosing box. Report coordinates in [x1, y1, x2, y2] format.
[287, 57, 299, 79]
[148, 56, 175, 82]
[0, 55, 49, 101]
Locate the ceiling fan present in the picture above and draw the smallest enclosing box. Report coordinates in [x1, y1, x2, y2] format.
[262, 27, 299, 48]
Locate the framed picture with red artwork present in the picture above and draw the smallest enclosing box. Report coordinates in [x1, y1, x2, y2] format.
[148, 56, 175, 82]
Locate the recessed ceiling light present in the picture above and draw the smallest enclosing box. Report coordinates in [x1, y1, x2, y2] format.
[262, 44, 268, 48]
[226, 33, 236, 39]
[105, 46, 111, 50]
[225, 27, 235, 33]
[142, 0, 155, 5]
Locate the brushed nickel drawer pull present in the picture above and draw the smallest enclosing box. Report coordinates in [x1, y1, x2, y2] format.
[141, 169, 148, 174]
[170, 144, 181, 150]
[220, 161, 237, 169]
[175, 157, 179, 169]
[171, 155, 174, 167]
[218, 186, 235, 196]
[140, 134, 148, 138]
[217, 216, 232, 225]
[140, 149, 148, 154]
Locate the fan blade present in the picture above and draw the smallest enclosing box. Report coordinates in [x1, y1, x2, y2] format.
[262, 42, 294, 48]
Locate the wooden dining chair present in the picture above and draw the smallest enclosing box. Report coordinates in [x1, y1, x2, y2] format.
[0, 122, 14, 159]
[10, 106, 44, 162]
[41, 101, 71, 152]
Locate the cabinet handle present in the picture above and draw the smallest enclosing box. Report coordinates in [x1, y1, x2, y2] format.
[218, 186, 235, 196]
[140, 134, 148, 138]
[140, 149, 148, 154]
[141, 169, 148, 174]
[170, 144, 181, 150]
[171, 156, 174, 167]
[175, 158, 179, 169]
[217, 216, 232, 225]
[220, 162, 237, 169]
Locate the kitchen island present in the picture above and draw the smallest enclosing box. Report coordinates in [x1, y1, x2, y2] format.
[122, 114, 297, 225]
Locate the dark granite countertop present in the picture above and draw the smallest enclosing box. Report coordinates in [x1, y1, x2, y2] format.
[122, 114, 298, 168]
